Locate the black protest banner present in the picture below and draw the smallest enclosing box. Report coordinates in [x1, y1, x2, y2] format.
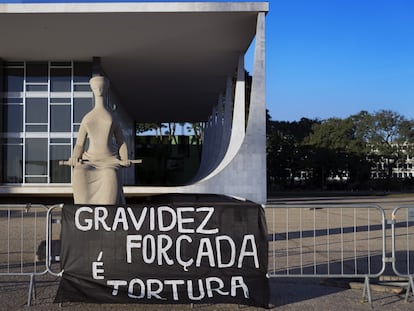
[54, 194, 269, 307]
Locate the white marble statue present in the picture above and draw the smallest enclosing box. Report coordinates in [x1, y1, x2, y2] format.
[65, 76, 131, 205]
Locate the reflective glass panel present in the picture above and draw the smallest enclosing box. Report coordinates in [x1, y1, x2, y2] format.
[25, 138, 47, 175]
[26, 62, 48, 83]
[51, 105, 71, 132]
[51, 68, 71, 92]
[26, 84, 48, 92]
[26, 98, 48, 123]
[25, 177, 47, 183]
[26, 125, 48, 132]
[2, 145, 23, 183]
[50, 97, 71, 104]
[3, 105, 23, 132]
[51, 61, 71, 67]
[4, 138, 23, 144]
[74, 84, 91, 92]
[50, 144, 71, 183]
[4, 98, 22, 104]
[73, 97, 92, 123]
[4, 68, 24, 92]
[50, 138, 71, 143]
[4, 61, 24, 67]
[74, 62, 92, 83]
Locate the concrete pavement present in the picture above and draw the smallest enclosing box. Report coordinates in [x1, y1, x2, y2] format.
[1, 194, 414, 310]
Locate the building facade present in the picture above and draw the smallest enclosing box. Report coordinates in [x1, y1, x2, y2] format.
[1, 60, 135, 187]
[0, 1, 268, 204]
[2, 61, 93, 185]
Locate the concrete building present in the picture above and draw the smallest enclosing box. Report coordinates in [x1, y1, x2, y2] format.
[0, 1, 268, 204]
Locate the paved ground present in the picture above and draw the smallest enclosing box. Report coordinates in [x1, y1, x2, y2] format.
[2, 272, 414, 311]
[1, 194, 414, 310]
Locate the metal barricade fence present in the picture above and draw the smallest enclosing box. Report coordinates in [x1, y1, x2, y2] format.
[5, 202, 414, 306]
[391, 205, 414, 301]
[46, 204, 63, 278]
[0, 204, 52, 306]
[266, 204, 387, 303]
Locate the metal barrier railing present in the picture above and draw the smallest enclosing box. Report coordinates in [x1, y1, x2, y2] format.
[391, 205, 414, 302]
[46, 204, 63, 277]
[3, 202, 414, 306]
[266, 204, 387, 303]
[0, 204, 50, 306]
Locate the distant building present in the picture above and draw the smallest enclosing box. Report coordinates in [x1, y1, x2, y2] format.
[370, 145, 414, 179]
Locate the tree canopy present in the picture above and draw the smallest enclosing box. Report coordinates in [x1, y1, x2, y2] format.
[267, 110, 414, 191]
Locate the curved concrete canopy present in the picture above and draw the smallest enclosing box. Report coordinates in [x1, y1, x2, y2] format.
[0, 2, 268, 122]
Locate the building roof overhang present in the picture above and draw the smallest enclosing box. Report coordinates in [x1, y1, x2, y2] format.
[0, 2, 268, 122]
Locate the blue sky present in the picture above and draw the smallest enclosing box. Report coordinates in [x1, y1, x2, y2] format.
[3, 0, 414, 121]
[263, 0, 414, 121]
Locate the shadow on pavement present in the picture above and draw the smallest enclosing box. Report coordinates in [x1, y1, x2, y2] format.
[269, 277, 345, 308]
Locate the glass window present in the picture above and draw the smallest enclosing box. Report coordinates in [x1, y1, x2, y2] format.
[4, 138, 23, 144]
[50, 138, 71, 143]
[4, 68, 24, 92]
[25, 138, 47, 175]
[3, 105, 23, 132]
[26, 98, 48, 123]
[2, 60, 94, 185]
[2, 145, 23, 183]
[26, 84, 48, 92]
[51, 61, 71, 67]
[73, 97, 92, 123]
[4, 61, 24, 67]
[26, 62, 48, 83]
[4, 98, 23, 104]
[51, 68, 71, 92]
[50, 144, 71, 183]
[50, 97, 71, 104]
[51, 105, 71, 132]
[74, 62, 92, 83]
[26, 125, 48, 132]
[74, 84, 91, 92]
[25, 177, 47, 183]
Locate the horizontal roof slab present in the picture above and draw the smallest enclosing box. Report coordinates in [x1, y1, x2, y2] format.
[0, 2, 268, 122]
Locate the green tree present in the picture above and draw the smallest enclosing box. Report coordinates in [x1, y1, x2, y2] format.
[267, 115, 317, 189]
[306, 116, 370, 188]
[136, 123, 165, 142]
[187, 122, 204, 160]
[266, 109, 414, 191]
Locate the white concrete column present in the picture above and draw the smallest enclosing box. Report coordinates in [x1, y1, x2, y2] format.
[189, 11, 267, 204]
[205, 105, 218, 171]
[232, 54, 246, 139]
[194, 53, 245, 183]
[221, 75, 234, 158]
[247, 12, 266, 137]
[243, 11, 266, 202]
[197, 115, 211, 176]
[215, 94, 224, 161]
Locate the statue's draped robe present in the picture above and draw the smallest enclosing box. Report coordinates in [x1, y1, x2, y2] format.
[72, 152, 125, 205]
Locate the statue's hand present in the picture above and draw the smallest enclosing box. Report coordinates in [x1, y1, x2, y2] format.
[119, 159, 131, 167]
[67, 157, 81, 167]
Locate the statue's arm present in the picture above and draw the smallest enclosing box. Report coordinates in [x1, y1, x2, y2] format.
[114, 124, 131, 167]
[68, 124, 87, 166]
